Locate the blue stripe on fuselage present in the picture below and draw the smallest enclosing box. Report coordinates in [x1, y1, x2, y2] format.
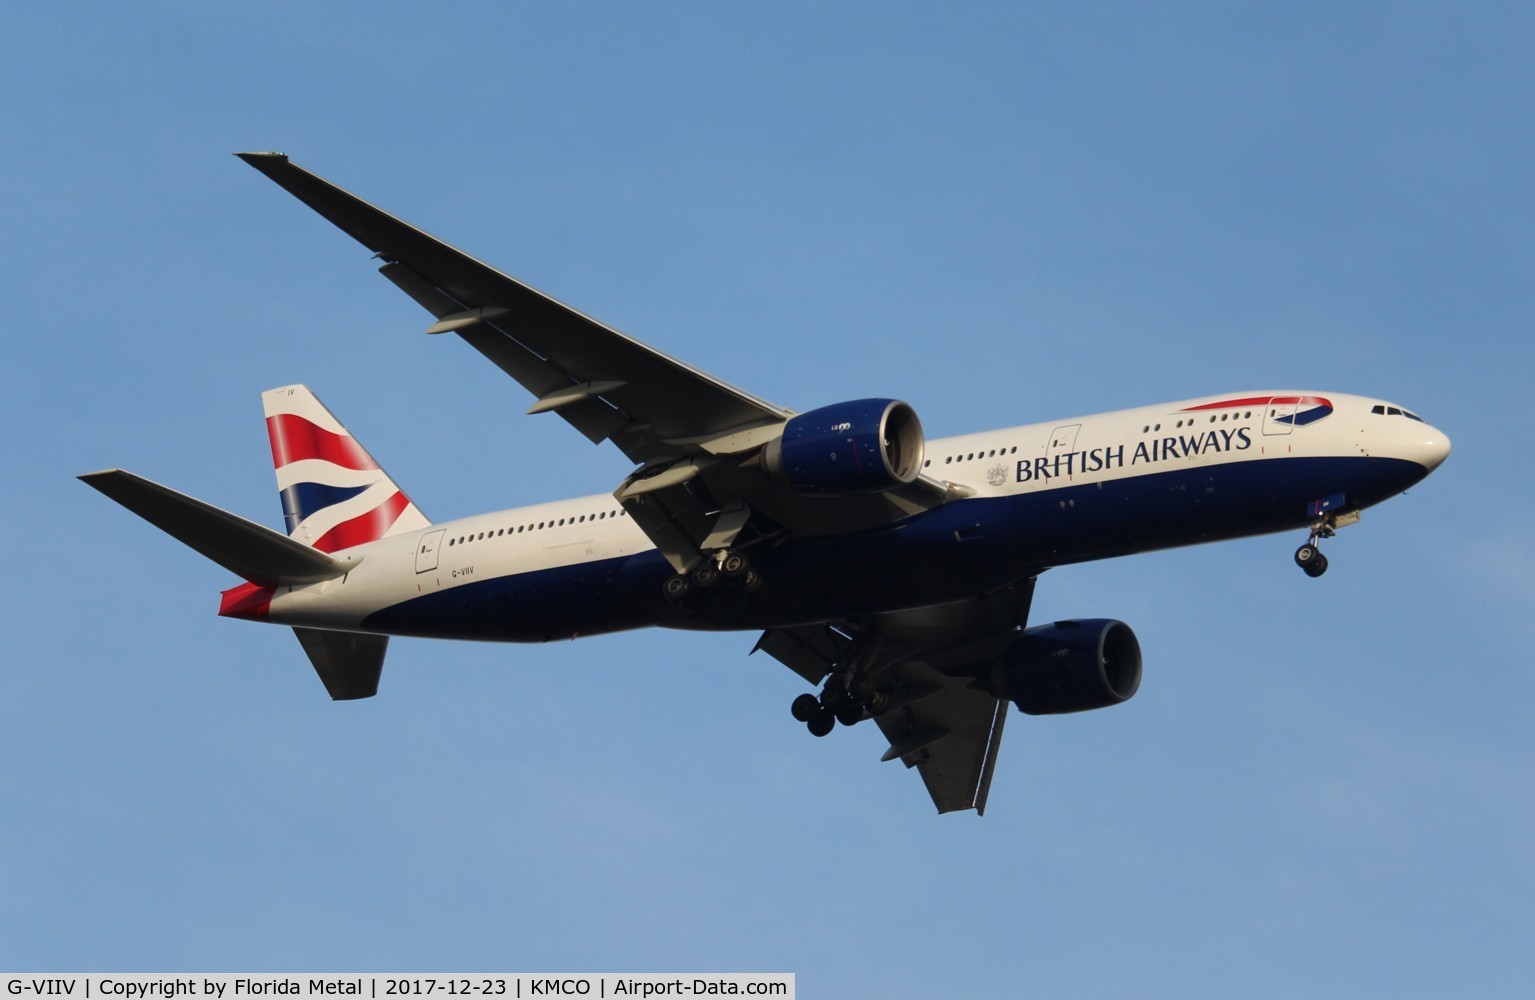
[359, 455, 1430, 642]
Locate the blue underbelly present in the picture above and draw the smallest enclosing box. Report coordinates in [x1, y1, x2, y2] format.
[360, 455, 1427, 641]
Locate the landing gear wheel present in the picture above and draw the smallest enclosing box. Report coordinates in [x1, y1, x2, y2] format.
[691, 562, 720, 589]
[806, 709, 835, 738]
[1304, 551, 1329, 578]
[834, 703, 865, 727]
[662, 574, 690, 601]
[720, 552, 749, 579]
[1295, 544, 1328, 578]
[742, 569, 763, 592]
[790, 693, 820, 722]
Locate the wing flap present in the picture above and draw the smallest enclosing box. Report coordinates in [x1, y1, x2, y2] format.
[753, 624, 852, 686]
[872, 659, 1009, 814]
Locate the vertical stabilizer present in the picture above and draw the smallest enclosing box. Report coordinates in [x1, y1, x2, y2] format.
[262, 385, 431, 551]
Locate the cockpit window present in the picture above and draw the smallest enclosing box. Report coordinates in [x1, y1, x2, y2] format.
[1372, 403, 1426, 422]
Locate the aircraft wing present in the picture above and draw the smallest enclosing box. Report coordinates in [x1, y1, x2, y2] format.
[755, 580, 1036, 815]
[236, 152, 788, 462]
[240, 154, 955, 571]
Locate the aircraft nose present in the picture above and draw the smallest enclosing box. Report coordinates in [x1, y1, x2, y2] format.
[1411, 426, 1452, 471]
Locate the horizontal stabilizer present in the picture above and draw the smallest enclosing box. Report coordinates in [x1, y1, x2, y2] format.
[293, 627, 386, 700]
[79, 469, 350, 586]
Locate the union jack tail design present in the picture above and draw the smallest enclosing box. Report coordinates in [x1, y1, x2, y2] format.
[261, 385, 431, 552]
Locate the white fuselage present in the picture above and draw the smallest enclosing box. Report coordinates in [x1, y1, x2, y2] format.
[244, 391, 1449, 640]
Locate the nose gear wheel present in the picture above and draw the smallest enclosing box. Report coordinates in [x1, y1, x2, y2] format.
[1295, 543, 1329, 577]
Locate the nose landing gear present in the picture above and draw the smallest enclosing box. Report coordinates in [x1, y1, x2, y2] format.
[1295, 510, 1355, 578]
[1293, 496, 1363, 578]
[1294, 514, 1334, 577]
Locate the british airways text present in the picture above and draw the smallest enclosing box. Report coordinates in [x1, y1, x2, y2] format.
[1016, 428, 1253, 483]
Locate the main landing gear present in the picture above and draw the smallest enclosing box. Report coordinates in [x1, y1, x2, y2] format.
[790, 674, 872, 738]
[661, 550, 761, 603]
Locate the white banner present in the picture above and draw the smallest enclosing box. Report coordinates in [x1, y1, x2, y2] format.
[2, 977, 793, 1000]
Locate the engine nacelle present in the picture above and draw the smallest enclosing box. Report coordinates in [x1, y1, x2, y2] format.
[996, 619, 1142, 715]
[762, 398, 925, 494]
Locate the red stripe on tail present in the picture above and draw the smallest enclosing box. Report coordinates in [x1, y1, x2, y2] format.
[310, 490, 414, 553]
[266, 414, 379, 471]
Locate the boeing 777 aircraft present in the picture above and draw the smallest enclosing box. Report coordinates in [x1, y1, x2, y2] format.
[82, 153, 1451, 814]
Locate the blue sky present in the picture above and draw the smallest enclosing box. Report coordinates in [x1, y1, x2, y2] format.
[3, 2, 1531, 994]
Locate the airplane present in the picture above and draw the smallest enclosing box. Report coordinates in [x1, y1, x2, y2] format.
[80, 153, 1452, 815]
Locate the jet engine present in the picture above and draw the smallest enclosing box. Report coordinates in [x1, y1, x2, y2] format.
[994, 619, 1142, 715]
[762, 398, 925, 494]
